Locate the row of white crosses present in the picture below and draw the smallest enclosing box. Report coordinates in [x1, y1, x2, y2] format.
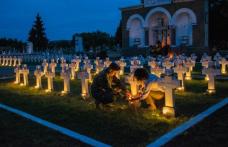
[14, 59, 70, 95]
[41, 58, 91, 97]
[203, 52, 228, 75]
[0, 56, 22, 67]
[34, 64, 71, 94]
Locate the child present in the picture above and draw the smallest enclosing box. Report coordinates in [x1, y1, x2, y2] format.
[129, 68, 164, 110]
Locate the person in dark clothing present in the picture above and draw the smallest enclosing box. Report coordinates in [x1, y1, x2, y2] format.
[91, 62, 127, 109]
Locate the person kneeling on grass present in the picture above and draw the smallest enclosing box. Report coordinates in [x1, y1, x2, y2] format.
[91, 62, 127, 109]
[129, 68, 165, 110]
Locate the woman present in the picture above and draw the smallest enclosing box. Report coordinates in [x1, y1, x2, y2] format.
[91, 63, 126, 108]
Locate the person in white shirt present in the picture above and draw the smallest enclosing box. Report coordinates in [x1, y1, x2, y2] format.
[130, 68, 164, 110]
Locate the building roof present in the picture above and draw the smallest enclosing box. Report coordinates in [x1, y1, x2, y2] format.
[120, 4, 143, 11]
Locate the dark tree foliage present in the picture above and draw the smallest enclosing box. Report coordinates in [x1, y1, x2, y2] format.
[209, 0, 228, 50]
[0, 38, 25, 52]
[115, 20, 122, 47]
[73, 31, 115, 51]
[28, 13, 48, 52]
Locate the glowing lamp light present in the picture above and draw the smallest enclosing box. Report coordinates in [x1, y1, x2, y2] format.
[177, 87, 184, 91]
[162, 106, 175, 118]
[61, 90, 69, 94]
[45, 89, 52, 93]
[81, 93, 87, 98]
[207, 89, 215, 94]
[205, 75, 209, 81]
[34, 86, 39, 89]
[221, 70, 226, 74]
[185, 76, 192, 80]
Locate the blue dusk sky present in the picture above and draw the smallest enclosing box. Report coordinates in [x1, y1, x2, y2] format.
[0, 0, 139, 41]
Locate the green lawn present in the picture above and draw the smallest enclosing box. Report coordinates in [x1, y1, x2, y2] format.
[0, 72, 228, 146]
[0, 110, 86, 147]
[165, 105, 228, 147]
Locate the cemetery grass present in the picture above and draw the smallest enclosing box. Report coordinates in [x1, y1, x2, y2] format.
[164, 105, 228, 147]
[0, 110, 87, 147]
[0, 76, 228, 146]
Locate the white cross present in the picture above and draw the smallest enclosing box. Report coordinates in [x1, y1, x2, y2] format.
[151, 66, 165, 78]
[13, 56, 17, 66]
[69, 62, 76, 80]
[125, 75, 138, 97]
[130, 59, 143, 74]
[148, 60, 157, 69]
[95, 60, 104, 74]
[219, 58, 228, 74]
[5, 57, 9, 66]
[202, 66, 220, 93]
[34, 66, 44, 89]
[19, 65, 29, 86]
[174, 64, 187, 90]
[104, 58, 112, 68]
[9, 56, 13, 66]
[61, 60, 68, 73]
[158, 76, 179, 117]
[78, 71, 90, 99]
[84, 63, 93, 82]
[116, 59, 126, 76]
[42, 59, 49, 74]
[49, 59, 57, 75]
[162, 60, 174, 70]
[61, 68, 71, 94]
[14, 65, 21, 84]
[45, 71, 55, 92]
[74, 58, 81, 72]
[185, 59, 195, 80]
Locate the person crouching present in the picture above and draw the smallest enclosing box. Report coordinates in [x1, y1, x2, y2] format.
[91, 62, 126, 109]
[129, 68, 165, 110]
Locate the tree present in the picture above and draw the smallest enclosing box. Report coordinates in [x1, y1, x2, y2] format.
[73, 31, 115, 52]
[209, 0, 228, 50]
[28, 13, 48, 52]
[0, 38, 25, 52]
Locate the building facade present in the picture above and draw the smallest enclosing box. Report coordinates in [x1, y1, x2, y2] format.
[121, 0, 209, 49]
